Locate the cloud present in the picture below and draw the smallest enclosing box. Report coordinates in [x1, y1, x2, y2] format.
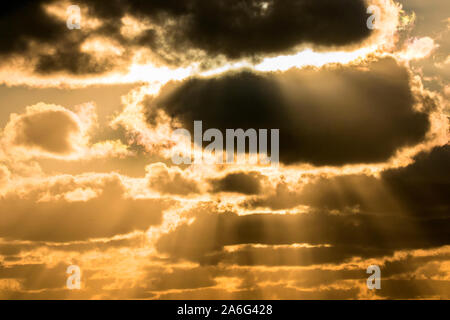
[378, 144, 450, 216]
[202, 244, 390, 267]
[0, 235, 146, 259]
[0, 1, 122, 75]
[0, 2, 128, 78]
[8, 105, 80, 154]
[146, 267, 217, 291]
[156, 285, 360, 300]
[210, 171, 263, 195]
[377, 279, 450, 299]
[0, 262, 67, 291]
[0, 1, 66, 56]
[156, 209, 450, 265]
[398, 37, 438, 61]
[0, 175, 172, 241]
[254, 145, 450, 217]
[0, 165, 10, 188]
[1, 102, 132, 161]
[3, 245, 448, 299]
[0, 0, 374, 76]
[82, 0, 372, 58]
[243, 181, 303, 210]
[146, 58, 431, 166]
[146, 163, 200, 195]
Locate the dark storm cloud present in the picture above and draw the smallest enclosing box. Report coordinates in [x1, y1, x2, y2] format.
[147, 58, 431, 166]
[83, 0, 372, 57]
[1, 0, 372, 74]
[381, 145, 450, 216]
[0, 1, 117, 74]
[35, 44, 117, 75]
[210, 172, 263, 195]
[0, 1, 64, 55]
[156, 209, 450, 265]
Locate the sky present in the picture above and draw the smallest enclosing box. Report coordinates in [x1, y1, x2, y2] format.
[0, 0, 448, 300]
